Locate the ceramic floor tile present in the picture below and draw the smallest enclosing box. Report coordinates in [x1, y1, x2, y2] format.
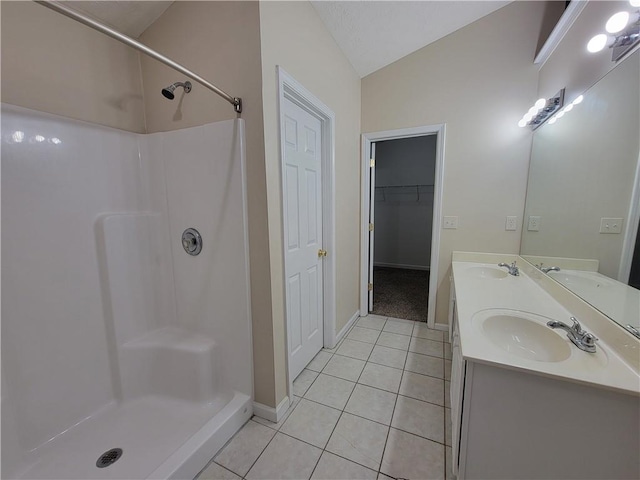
[444, 360, 452, 381]
[347, 326, 381, 344]
[322, 354, 366, 382]
[358, 363, 402, 393]
[326, 413, 389, 471]
[409, 337, 444, 357]
[293, 369, 319, 397]
[311, 451, 378, 480]
[307, 350, 333, 372]
[197, 462, 242, 480]
[391, 396, 444, 443]
[445, 408, 452, 447]
[280, 398, 341, 448]
[356, 316, 387, 331]
[252, 396, 300, 431]
[246, 432, 322, 480]
[336, 339, 375, 361]
[405, 352, 444, 379]
[382, 320, 414, 336]
[399, 371, 444, 406]
[214, 420, 276, 477]
[413, 323, 445, 342]
[380, 428, 445, 480]
[304, 373, 356, 410]
[376, 332, 411, 351]
[444, 381, 451, 408]
[377, 474, 394, 480]
[368, 345, 407, 369]
[345, 384, 397, 425]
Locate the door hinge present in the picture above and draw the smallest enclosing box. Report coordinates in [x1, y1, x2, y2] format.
[368, 283, 373, 291]
[370, 158, 375, 168]
[369, 223, 374, 232]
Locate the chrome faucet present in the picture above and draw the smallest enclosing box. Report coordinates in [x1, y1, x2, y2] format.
[498, 261, 519, 276]
[547, 316, 598, 353]
[541, 266, 561, 274]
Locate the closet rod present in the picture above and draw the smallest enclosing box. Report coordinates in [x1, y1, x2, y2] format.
[34, 0, 243, 114]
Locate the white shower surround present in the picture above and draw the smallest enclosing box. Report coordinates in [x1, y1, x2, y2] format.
[1, 104, 253, 479]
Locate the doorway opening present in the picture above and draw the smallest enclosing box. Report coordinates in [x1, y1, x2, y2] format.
[360, 125, 446, 329]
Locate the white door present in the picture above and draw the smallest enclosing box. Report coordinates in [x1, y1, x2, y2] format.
[283, 96, 324, 381]
[368, 143, 376, 313]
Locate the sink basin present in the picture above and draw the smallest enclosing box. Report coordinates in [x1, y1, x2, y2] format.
[548, 271, 612, 290]
[472, 309, 571, 362]
[466, 266, 508, 279]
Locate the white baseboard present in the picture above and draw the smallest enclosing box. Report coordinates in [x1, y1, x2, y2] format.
[253, 395, 290, 423]
[333, 310, 359, 346]
[435, 323, 448, 331]
[374, 262, 430, 271]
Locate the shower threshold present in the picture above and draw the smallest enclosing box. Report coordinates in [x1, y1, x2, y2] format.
[16, 392, 251, 479]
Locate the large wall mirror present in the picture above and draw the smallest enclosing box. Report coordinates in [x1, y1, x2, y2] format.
[521, 50, 640, 333]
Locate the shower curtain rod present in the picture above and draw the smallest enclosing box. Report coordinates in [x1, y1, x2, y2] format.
[34, 0, 242, 114]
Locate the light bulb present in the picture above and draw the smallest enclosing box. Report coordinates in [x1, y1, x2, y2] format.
[606, 11, 630, 33]
[528, 106, 538, 115]
[518, 119, 528, 128]
[563, 103, 574, 113]
[534, 98, 546, 110]
[524, 112, 534, 122]
[587, 34, 608, 53]
[572, 95, 584, 105]
[630, 0, 640, 8]
[12, 131, 25, 143]
[548, 117, 557, 125]
[556, 111, 565, 119]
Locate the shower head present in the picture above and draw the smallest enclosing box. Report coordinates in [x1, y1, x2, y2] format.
[161, 81, 192, 100]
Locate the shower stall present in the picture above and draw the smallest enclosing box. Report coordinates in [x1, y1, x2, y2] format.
[1, 102, 254, 478]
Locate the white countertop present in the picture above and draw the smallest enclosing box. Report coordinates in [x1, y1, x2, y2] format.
[452, 260, 640, 396]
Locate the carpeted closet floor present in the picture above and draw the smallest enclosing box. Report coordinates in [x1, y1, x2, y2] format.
[370, 266, 429, 321]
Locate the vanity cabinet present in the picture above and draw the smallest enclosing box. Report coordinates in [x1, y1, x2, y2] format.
[450, 307, 639, 479]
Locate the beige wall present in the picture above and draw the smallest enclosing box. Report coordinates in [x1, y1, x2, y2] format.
[138, 1, 279, 407]
[362, 1, 547, 325]
[259, 1, 362, 405]
[1, 1, 145, 133]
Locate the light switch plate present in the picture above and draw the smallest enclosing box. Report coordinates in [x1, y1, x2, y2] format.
[443, 216, 458, 229]
[600, 217, 623, 234]
[505, 216, 517, 231]
[528, 216, 541, 231]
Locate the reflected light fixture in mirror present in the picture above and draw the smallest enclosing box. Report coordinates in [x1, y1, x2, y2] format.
[517, 90, 565, 130]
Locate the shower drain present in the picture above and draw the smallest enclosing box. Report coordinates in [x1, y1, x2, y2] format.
[96, 448, 123, 468]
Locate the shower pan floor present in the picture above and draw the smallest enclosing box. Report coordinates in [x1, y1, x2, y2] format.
[18, 393, 250, 480]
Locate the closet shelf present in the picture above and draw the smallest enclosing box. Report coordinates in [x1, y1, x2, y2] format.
[375, 184, 434, 202]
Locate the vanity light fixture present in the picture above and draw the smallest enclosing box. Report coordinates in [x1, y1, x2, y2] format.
[517, 90, 565, 130]
[587, 3, 640, 61]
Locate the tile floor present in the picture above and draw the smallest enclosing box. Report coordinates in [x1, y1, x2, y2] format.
[196, 316, 453, 480]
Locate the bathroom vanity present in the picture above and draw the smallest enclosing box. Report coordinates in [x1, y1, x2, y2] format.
[449, 253, 639, 479]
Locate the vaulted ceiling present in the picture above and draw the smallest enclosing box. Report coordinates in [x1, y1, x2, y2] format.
[60, 1, 511, 77]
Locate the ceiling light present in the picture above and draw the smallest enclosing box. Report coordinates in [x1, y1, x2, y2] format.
[517, 89, 565, 130]
[518, 119, 528, 128]
[524, 112, 534, 122]
[606, 12, 630, 33]
[534, 98, 546, 110]
[572, 95, 584, 105]
[563, 103, 574, 113]
[12, 131, 25, 143]
[630, 0, 640, 8]
[548, 117, 557, 125]
[587, 34, 609, 53]
[556, 111, 565, 119]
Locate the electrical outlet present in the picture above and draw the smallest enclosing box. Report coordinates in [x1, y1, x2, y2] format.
[528, 216, 541, 231]
[505, 216, 517, 231]
[599, 217, 623, 234]
[443, 216, 458, 229]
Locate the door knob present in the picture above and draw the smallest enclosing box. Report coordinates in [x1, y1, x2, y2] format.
[318, 249, 327, 258]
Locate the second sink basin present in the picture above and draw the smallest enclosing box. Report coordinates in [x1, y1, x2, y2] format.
[472, 309, 572, 362]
